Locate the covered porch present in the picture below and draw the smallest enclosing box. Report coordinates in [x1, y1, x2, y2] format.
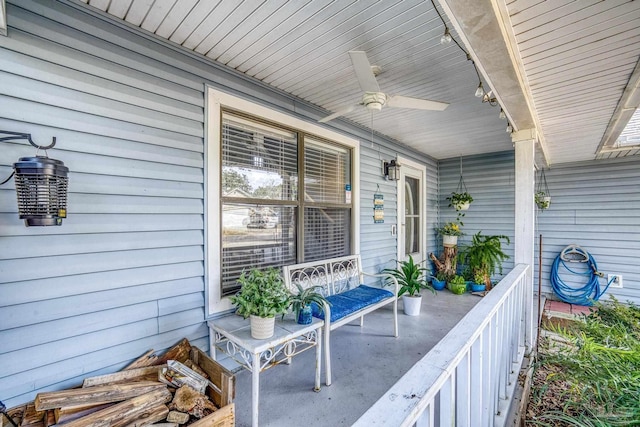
[1, 0, 639, 425]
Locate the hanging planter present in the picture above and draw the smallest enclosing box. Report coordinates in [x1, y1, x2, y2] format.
[535, 169, 551, 210]
[446, 157, 473, 224]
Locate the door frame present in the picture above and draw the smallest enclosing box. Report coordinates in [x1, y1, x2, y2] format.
[396, 156, 427, 262]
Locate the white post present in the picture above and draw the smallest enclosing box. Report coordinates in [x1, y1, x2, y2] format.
[512, 129, 536, 352]
[0, 0, 6, 37]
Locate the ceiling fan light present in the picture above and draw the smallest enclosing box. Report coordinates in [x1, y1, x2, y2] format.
[440, 27, 452, 45]
[475, 82, 484, 98]
[499, 108, 506, 120]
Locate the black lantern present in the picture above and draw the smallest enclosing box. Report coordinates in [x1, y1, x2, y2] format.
[0, 131, 69, 226]
[382, 159, 401, 181]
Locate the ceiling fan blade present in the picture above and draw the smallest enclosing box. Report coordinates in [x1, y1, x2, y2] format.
[318, 104, 359, 123]
[387, 95, 449, 111]
[348, 51, 380, 93]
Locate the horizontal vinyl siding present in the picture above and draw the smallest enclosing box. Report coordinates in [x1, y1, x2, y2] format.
[0, 0, 207, 406]
[536, 156, 640, 305]
[438, 152, 516, 280]
[0, 0, 439, 407]
[359, 142, 439, 280]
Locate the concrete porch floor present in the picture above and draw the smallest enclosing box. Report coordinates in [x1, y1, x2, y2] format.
[228, 291, 481, 427]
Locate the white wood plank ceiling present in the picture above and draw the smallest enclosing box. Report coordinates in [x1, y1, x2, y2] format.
[77, 0, 640, 165]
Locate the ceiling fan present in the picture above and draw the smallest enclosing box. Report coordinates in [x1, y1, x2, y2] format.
[319, 51, 449, 123]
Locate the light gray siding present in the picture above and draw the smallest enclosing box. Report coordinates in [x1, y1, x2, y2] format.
[359, 140, 439, 276]
[438, 152, 516, 279]
[0, 0, 437, 406]
[536, 156, 640, 305]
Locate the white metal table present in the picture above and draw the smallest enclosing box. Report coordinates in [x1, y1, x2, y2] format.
[207, 315, 324, 427]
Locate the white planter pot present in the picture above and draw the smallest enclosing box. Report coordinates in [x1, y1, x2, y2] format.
[442, 234, 458, 247]
[250, 315, 275, 339]
[402, 294, 422, 316]
[454, 201, 470, 211]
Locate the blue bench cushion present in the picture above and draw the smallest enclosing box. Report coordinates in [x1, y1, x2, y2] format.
[311, 285, 394, 322]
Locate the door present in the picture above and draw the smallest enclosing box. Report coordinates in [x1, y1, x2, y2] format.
[398, 158, 426, 263]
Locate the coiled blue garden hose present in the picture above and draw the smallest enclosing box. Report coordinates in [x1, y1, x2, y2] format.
[550, 245, 614, 306]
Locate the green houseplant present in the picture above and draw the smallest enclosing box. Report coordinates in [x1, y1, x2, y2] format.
[458, 231, 510, 291]
[447, 192, 473, 225]
[447, 191, 473, 210]
[535, 191, 551, 210]
[230, 268, 290, 339]
[289, 283, 330, 325]
[448, 274, 467, 294]
[383, 255, 435, 316]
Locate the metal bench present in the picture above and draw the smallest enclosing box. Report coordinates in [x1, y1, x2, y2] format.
[283, 254, 398, 385]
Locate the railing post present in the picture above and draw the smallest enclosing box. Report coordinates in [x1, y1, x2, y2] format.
[513, 130, 537, 351]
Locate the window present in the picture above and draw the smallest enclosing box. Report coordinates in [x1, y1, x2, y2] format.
[207, 88, 360, 314]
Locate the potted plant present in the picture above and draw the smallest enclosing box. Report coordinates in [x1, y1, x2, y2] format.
[383, 255, 435, 316]
[436, 221, 463, 247]
[230, 268, 290, 339]
[447, 274, 467, 295]
[431, 270, 448, 291]
[447, 191, 473, 211]
[535, 191, 551, 210]
[289, 283, 330, 325]
[470, 272, 487, 292]
[458, 231, 510, 291]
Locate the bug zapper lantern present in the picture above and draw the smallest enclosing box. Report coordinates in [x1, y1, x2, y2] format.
[0, 131, 69, 227]
[14, 156, 68, 226]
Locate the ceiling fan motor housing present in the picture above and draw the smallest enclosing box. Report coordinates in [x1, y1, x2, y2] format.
[363, 92, 387, 110]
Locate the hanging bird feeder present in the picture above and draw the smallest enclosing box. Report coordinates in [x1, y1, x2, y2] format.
[0, 131, 69, 226]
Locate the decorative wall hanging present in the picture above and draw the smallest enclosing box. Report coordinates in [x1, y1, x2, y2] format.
[373, 185, 384, 223]
[0, 131, 68, 226]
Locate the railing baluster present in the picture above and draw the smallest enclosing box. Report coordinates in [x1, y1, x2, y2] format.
[470, 334, 483, 424]
[456, 352, 471, 425]
[439, 373, 455, 427]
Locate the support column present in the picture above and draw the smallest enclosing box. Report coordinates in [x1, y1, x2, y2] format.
[512, 129, 536, 351]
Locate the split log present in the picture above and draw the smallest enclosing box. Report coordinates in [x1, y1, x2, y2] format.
[34, 381, 165, 411]
[170, 386, 216, 418]
[82, 365, 166, 387]
[188, 403, 235, 427]
[59, 388, 171, 427]
[124, 350, 158, 370]
[42, 411, 55, 427]
[54, 403, 112, 424]
[156, 339, 192, 365]
[16, 403, 42, 426]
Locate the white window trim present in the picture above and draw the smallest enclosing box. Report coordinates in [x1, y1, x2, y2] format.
[205, 86, 360, 316]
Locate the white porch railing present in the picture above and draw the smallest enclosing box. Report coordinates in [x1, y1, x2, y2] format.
[354, 264, 531, 427]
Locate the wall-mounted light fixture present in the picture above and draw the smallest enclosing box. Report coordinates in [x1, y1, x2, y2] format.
[0, 131, 68, 226]
[382, 159, 400, 181]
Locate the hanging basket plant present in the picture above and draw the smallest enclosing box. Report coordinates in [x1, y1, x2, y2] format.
[446, 157, 473, 224]
[535, 169, 551, 210]
[447, 191, 473, 211]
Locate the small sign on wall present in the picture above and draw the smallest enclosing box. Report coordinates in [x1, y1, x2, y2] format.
[374, 193, 384, 223]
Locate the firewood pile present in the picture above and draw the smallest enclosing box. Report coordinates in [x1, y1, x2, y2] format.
[3, 339, 235, 427]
